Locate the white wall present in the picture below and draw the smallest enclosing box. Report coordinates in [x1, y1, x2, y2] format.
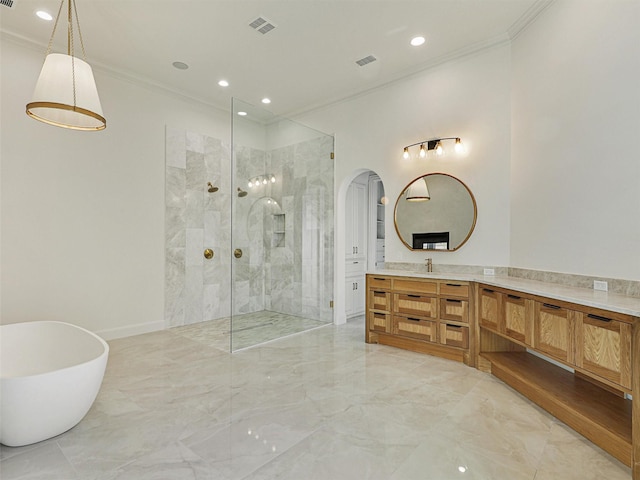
[510, 0, 640, 281]
[296, 45, 513, 323]
[1, 37, 229, 337]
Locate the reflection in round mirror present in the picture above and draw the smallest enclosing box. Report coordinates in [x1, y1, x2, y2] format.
[394, 173, 477, 251]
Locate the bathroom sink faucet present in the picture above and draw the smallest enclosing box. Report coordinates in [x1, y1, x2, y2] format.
[426, 258, 433, 273]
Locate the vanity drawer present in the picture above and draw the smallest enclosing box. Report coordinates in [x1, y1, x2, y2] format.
[440, 298, 469, 323]
[439, 323, 469, 349]
[439, 282, 469, 298]
[393, 315, 437, 343]
[393, 278, 437, 295]
[368, 289, 391, 312]
[368, 275, 391, 290]
[393, 293, 437, 319]
[346, 260, 366, 275]
[368, 311, 390, 333]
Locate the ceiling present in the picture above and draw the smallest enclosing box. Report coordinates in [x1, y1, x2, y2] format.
[1, 0, 545, 117]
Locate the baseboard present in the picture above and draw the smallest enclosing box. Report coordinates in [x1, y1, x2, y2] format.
[96, 320, 165, 341]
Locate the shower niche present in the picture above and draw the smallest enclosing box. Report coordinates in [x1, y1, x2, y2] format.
[164, 98, 334, 351]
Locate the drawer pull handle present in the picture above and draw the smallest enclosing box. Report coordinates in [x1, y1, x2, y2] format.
[446, 299, 462, 303]
[587, 313, 612, 323]
[373, 277, 386, 281]
[542, 303, 561, 310]
[407, 294, 420, 298]
[507, 294, 521, 300]
[446, 283, 462, 287]
[406, 317, 421, 322]
[447, 324, 463, 329]
[374, 291, 385, 295]
[483, 288, 494, 293]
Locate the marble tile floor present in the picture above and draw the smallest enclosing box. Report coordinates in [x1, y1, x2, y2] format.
[172, 311, 331, 352]
[0, 317, 631, 480]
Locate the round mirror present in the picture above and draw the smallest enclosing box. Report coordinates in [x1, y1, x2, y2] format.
[394, 173, 477, 251]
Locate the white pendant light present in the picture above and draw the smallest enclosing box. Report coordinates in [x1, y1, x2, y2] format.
[405, 177, 430, 202]
[26, 0, 105, 131]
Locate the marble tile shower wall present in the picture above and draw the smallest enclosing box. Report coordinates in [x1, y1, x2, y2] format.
[165, 127, 334, 329]
[165, 127, 232, 327]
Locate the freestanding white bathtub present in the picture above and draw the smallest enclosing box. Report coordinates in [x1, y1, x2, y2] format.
[0, 321, 109, 447]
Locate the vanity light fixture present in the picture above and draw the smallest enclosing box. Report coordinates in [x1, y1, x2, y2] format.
[405, 177, 430, 202]
[402, 137, 464, 160]
[26, 0, 105, 131]
[247, 174, 276, 188]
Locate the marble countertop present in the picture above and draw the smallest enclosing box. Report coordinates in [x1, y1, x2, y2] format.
[368, 269, 640, 317]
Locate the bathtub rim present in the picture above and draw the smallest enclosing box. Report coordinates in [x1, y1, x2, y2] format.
[0, 320, 110, 380]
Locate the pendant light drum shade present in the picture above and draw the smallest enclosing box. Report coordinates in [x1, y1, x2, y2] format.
[26, 53, 105, 131]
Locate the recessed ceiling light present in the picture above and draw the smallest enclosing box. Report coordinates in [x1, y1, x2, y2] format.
[261, 98, 271, 104]
[410, 36, 426, 47]
[36, 10, 53, 21]
[238, 111, 247, 116]
[218, 80, 229, 87]
[172, 61, 189, 70]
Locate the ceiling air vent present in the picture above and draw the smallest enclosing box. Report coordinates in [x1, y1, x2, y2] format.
[356, 55, 377, 67]
[1, 0, 15, 8]
[249, 16, 276, 35]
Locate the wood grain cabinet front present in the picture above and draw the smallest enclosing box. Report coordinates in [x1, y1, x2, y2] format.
[533, 301, 574, 364]
[575, 312, 632, 390]
[366, 274, 474, 366]
[439, 323, 469, 349]
[394, 315, 437, 343]
[440, 298, 469, 323]
[394, 293, 437, 319]
[479, 287, 502, 332]
[504, 294, 530, 344]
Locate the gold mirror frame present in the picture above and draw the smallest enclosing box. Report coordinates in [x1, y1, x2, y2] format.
[394, 173, 477, 252]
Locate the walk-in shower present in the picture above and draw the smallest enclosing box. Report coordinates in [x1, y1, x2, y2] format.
[164, 99, 334, 351]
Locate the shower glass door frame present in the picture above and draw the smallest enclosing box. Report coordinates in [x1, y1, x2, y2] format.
[230, 98, 335, 351]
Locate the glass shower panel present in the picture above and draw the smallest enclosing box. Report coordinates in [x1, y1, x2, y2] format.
[231, 98, 334, 351]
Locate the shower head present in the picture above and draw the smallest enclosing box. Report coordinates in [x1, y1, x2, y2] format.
[237, 187, 248, 198]
[207, 182, 219, 193]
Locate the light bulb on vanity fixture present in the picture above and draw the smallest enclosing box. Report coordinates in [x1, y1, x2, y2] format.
[247, 174, 276, 188]
[402, 137, 464, 160]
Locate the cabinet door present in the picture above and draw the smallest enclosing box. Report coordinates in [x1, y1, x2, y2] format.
[346, 182, 367, 260]
[353, 277, 366, 316]
[352, 182, 367, 259]
[346, 273, 366, 318]
[345, 184, 355, 259]
[575, 313, 632, 389]
[504, 294, 528, 344]
[534, 302, 574, 364]
[479, 288, 502, 332]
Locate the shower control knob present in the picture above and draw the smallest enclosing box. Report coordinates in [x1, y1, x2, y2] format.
[204, 248, 214, 259]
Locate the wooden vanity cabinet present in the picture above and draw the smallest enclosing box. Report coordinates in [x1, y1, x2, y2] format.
[366, 274, 473, 365]
[477, 283, 638, 471]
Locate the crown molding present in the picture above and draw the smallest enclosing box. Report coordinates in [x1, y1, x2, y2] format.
[508, 0, 555, 40]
